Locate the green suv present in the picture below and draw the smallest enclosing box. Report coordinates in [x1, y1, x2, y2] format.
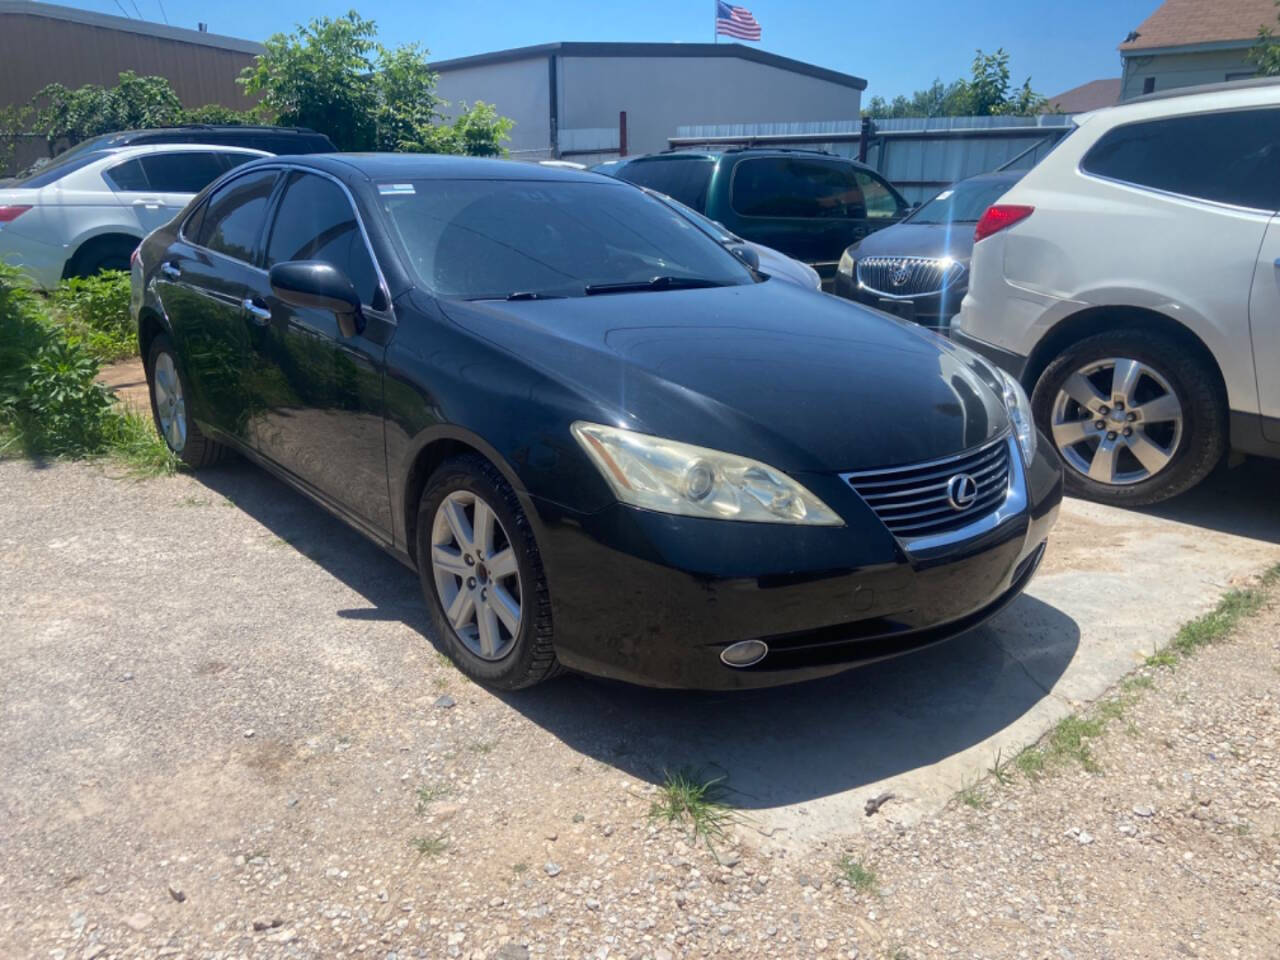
[611, 148, 909, 288]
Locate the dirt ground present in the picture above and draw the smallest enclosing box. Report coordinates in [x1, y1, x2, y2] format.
[1, 457, 1277, 960]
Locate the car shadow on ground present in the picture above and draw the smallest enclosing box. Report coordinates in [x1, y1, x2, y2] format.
[1136, 456, 1280, 545]
[193, 460, 1080, 810]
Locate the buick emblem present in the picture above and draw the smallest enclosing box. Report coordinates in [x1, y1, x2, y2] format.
[890, 262, 911, 286]
[945, 473, 978, 511]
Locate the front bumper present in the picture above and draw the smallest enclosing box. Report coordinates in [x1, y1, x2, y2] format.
[951, 330, 1029, 381]
[832, 270, 964, 332]
[531, 437, 1063, 689]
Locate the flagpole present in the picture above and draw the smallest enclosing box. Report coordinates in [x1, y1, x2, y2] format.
[713, 0, 717, 43]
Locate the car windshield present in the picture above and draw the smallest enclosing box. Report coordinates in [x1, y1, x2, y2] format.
[377, 178, 755, 300]
[907, 178, 1017, 225]
[12, 148, 112, 188]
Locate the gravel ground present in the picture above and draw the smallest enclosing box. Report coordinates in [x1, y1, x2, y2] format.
[1, 457, 1277, 960]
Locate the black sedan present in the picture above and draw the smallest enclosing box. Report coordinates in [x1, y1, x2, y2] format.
[132, 155, 1062, 690]
[833, 172, 1023, 331]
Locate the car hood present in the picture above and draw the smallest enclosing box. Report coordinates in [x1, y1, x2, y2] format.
[435, 279, 1009, 473]
[752, 242, 820, 289]
[850, 221, 977, 263]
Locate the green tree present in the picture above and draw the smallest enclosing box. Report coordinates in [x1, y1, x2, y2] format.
[1247, 1, 1280, 76]
[35, 71, 184, 145]
[238, 10, 514, 155]
[863, 48, 1044, 119]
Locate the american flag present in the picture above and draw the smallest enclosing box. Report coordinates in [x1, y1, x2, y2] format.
[715, 1, 762, 41]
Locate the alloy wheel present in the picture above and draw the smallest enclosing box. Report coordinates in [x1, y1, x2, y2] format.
[1050, 357, 1183, 486]
[430, 490, 523, 661]
[153, 351, 187, 453]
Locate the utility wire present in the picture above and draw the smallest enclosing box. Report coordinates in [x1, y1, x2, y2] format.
[111, 0, 132, 17]
[156, 0, 169, 23]
[129, 0, 144, 19]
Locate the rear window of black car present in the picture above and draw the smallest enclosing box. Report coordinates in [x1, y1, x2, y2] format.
[378, 179, 753, 300]
[615, 158, 715, 212]
[1080, 108, 1280, 211]
[731, 157, 868, 219]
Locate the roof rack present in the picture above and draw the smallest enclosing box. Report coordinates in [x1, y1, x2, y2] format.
[660, 140, 835, 156]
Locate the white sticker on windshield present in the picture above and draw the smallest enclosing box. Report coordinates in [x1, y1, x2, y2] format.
[378, 183, 415, 195]
[935, 189, 954, 201]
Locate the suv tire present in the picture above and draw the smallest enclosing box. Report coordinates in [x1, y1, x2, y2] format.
[1031, 329, 1226, 506]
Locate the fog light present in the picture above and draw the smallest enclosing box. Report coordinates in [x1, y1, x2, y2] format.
[720, 639, 768, 668]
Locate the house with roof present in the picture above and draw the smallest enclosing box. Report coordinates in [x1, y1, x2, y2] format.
[1119, 0, 1276, 100]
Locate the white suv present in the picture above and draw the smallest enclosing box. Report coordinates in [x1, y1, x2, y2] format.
[953, 78, 1280, 505]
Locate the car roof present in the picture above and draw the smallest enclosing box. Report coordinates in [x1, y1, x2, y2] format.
[1080, 76, 1280, 124]
[625, 147, 878, 168]
[955, 170, 1024, 186]
[246, 153, 616, 184]
[96, 143, 274, 161]
[100, 124, 326, 143]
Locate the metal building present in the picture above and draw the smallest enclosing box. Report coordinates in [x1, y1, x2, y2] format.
[430, 42, 866, 163]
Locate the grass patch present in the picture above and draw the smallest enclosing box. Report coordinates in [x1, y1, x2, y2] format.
[987, 748, 1013, 786]
[101, 408, 179, 477]
[957, 777, 989, 810]
[836, 855, 877, 894]
[47, 271, 135, 364]
[410, 834, 448, 857]
[415, 784, 451, 814]
[1010, 567, 1280, 784]
[649, 769, 735, 848]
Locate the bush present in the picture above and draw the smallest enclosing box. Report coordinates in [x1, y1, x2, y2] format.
[49, 270, 135, 363]
[0, 263, 165, 466]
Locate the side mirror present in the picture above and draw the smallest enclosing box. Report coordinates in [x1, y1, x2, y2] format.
[728, 243, 760, 271]
[269, 260, 363, 337]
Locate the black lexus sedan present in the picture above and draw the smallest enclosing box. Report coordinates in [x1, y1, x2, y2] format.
[833, 171, 1023, 331]
[131, 154, 1062, 691]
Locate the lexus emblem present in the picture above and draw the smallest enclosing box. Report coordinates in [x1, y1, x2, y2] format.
[891, 262, 911, 286]
[946, 473, 978, 511]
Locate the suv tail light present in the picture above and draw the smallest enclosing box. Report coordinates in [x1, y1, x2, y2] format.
[0, 205, 32, 223]
[130, 246, 141, 267]
[974, 204, 1034, 243]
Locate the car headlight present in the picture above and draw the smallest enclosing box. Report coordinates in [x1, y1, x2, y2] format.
[996, 369, 1037, 464]
[571, 422, 843, 526]
[837, 249, 855, 276]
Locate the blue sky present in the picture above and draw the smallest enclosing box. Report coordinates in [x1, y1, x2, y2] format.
[79, 0, 1157, 100]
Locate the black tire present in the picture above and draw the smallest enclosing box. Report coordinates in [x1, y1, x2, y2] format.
[1031, 329, 1226, 506]
[68, 236, 136, 278]
[416, 453, 560, 690]
[146, 334, 229, 469]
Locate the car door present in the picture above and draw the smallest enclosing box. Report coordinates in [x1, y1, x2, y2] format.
[158, 167, 281, 442]
[1251, 216, 1280, 441]
[726, 156, 878, 286]
[241, 169, 393, 534]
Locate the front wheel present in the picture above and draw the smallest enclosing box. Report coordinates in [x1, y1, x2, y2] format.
[416, 454, 560, 689]
[1030, 329, 1226, 506]
[146, 334, 228, 468]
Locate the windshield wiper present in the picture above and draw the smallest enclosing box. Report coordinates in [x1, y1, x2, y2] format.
[503, 291, 566, 301]
[583, 275, 729, 296]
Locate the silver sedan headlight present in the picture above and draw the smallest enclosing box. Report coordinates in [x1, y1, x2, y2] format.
[572, 422, 843, 526]
[996, 369, 1037, 464]
[837, 249, 855, 276]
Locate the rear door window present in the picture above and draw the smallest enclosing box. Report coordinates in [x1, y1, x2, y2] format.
[1081, 108, 1280, 211]
[196, 169, 279, 263]
[730, 157, 866, 219]
[139, 152, 230, 193]
[616, 158, 715, 211]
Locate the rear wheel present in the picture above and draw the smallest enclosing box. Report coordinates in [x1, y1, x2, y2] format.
[416, 454, 559, 689]
[146, 334, 228, 468]
[1031, 329, 1225, 506]
[67, 236, 136, 278]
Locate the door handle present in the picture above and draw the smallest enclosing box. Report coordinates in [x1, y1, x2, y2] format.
[159, 261, 181, 280]
[241, 297, 272, 324]
[132, 198, 162, 209]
